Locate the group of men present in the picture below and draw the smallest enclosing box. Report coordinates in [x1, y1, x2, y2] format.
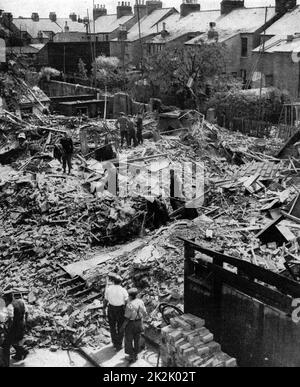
[115, 112, 144, 148]
[0, 291, 29, 367]
[104, 273, 147, 364]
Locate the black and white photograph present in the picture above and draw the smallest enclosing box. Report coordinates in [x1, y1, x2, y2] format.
[0, 0, 299, 371]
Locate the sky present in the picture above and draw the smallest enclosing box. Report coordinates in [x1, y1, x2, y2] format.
[0, 0, 286, 18]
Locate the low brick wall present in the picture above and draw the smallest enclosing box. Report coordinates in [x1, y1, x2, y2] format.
[160, 314, 237, 368]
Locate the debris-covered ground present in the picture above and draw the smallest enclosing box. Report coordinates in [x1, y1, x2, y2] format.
[1, 69, 300, 357]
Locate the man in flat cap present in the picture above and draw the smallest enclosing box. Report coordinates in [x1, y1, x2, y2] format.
[123, 288, 147, 364]
[1, 290, 29, 367]
[103, 274, 129, 352]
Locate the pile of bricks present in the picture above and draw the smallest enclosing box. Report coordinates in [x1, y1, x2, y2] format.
[160, 314, 237, 367]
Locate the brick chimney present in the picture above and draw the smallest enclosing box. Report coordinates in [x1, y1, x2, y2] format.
[208, 22, 219, 41]
[69, 13, 77, 22]
[180, 0, 200, 17]
[117, 1, 133, 19]
[146, 0, 163, 15]
[93, 4, 107, 20]
[64, 21, 70, 33]
[134, 0, 147, 18]
[1, 12, 13, 28]
[31, 12, 39, 22]
[220, 1, 244, 15]
[118, 24, 128, 40]
[49, 12, 57, 22]
[275, 0, 296, 14]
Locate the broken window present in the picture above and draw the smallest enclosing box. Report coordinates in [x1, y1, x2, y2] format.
[241, 37, 248, 57]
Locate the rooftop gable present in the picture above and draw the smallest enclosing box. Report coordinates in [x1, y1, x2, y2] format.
[94, 14, 134, 34]
[149, 9, 220, 44]
[185, 6, 276, 45]
[123, 8, 178, 42]
[13, 18, 87, 38]
[264, 5, 300, 36]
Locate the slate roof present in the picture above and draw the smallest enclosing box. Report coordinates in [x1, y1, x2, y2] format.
[10, 44, 45, 55]
[94, 14, 134, 34]
[149, 10, 220, 44]
[13, 18, 87, 38]
[264, 5, 300, 36]
[19, 85, 50, 105]
[253, 34, 300, 53]
[114, 7, 177, 42]
[185, 6, 276, 45]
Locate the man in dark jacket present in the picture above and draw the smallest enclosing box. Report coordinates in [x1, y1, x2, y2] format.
[60, 132, 74, 174]
[1, 291, 29, 367]
[115, 113, 129, 148]
[127, 116, 137, 148]
[136, 113, 144, 145]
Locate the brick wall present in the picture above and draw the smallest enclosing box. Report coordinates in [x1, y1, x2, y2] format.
[160, 314, 237, 367]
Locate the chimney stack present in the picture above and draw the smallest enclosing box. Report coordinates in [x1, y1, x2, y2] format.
[31, 12, 39, 22]
[64, 21, 70, 33]
[146, 0, 163, 15]
[275, 0, 296, 15]
[134, 0, 147, 18]
[93, 4, 108, 20]
[1, 12, 13, 27]
[118, 24, 128, 40]
[208, 22, 219, 41]
[180, 0, 200, 17]
[69, 12, 77, 22]
[117, 2, 133, 19]
[49, 12, 57, 22]
[220, 1, 244, 15]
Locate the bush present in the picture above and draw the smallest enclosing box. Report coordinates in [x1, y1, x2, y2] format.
[207, 87, 291, 124]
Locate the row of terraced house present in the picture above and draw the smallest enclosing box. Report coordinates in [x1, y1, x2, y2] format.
[2, 0, 300, 99]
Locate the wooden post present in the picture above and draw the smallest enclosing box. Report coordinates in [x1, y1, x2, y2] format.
[184, 241, 195, 314]
[80, 128, 88, 156]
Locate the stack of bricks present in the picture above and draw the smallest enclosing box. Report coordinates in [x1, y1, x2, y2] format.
[160, 314, 237, 367]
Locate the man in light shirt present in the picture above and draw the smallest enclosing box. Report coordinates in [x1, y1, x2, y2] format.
[103, 273, 129, 352]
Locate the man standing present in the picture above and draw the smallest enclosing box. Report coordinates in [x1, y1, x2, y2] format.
[127, 116, 137, 148]
[136, 113, 144, 145]
[115, 112, 129, 148]
[103, 274, 128, 352]
[1, 291, 29, 367]
[124, 288, 147, 364]
[60, 132, 74, 175]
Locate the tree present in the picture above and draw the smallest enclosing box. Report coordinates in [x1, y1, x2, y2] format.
[145, 42, 228, 109]
[78, 58, 88, 80]
[91, 55, 124, 90]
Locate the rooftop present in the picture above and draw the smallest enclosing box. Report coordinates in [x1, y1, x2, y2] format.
[19, 85, 50, 105]
[264, 5, 300, 36]
[94, 14, 134, 34]
[253, 34, 300, 53]
[148, 10, 220, 44]
[115, 7, 177, 42]
[185, 6, 276, 45]
[9, 44, 45, 55]
[13, 18, 87, 38]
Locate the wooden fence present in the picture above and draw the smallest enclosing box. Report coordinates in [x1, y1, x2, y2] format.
[227, 118, 299, 141]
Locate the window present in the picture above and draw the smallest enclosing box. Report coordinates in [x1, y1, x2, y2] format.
[105, 34, 109, 41]
[265, 74, 274, 87]
[241, 37, 248, 57]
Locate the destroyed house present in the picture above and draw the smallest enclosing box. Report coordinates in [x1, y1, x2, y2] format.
[185, 4, 277, 84]
[18, 85, 50, 115]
